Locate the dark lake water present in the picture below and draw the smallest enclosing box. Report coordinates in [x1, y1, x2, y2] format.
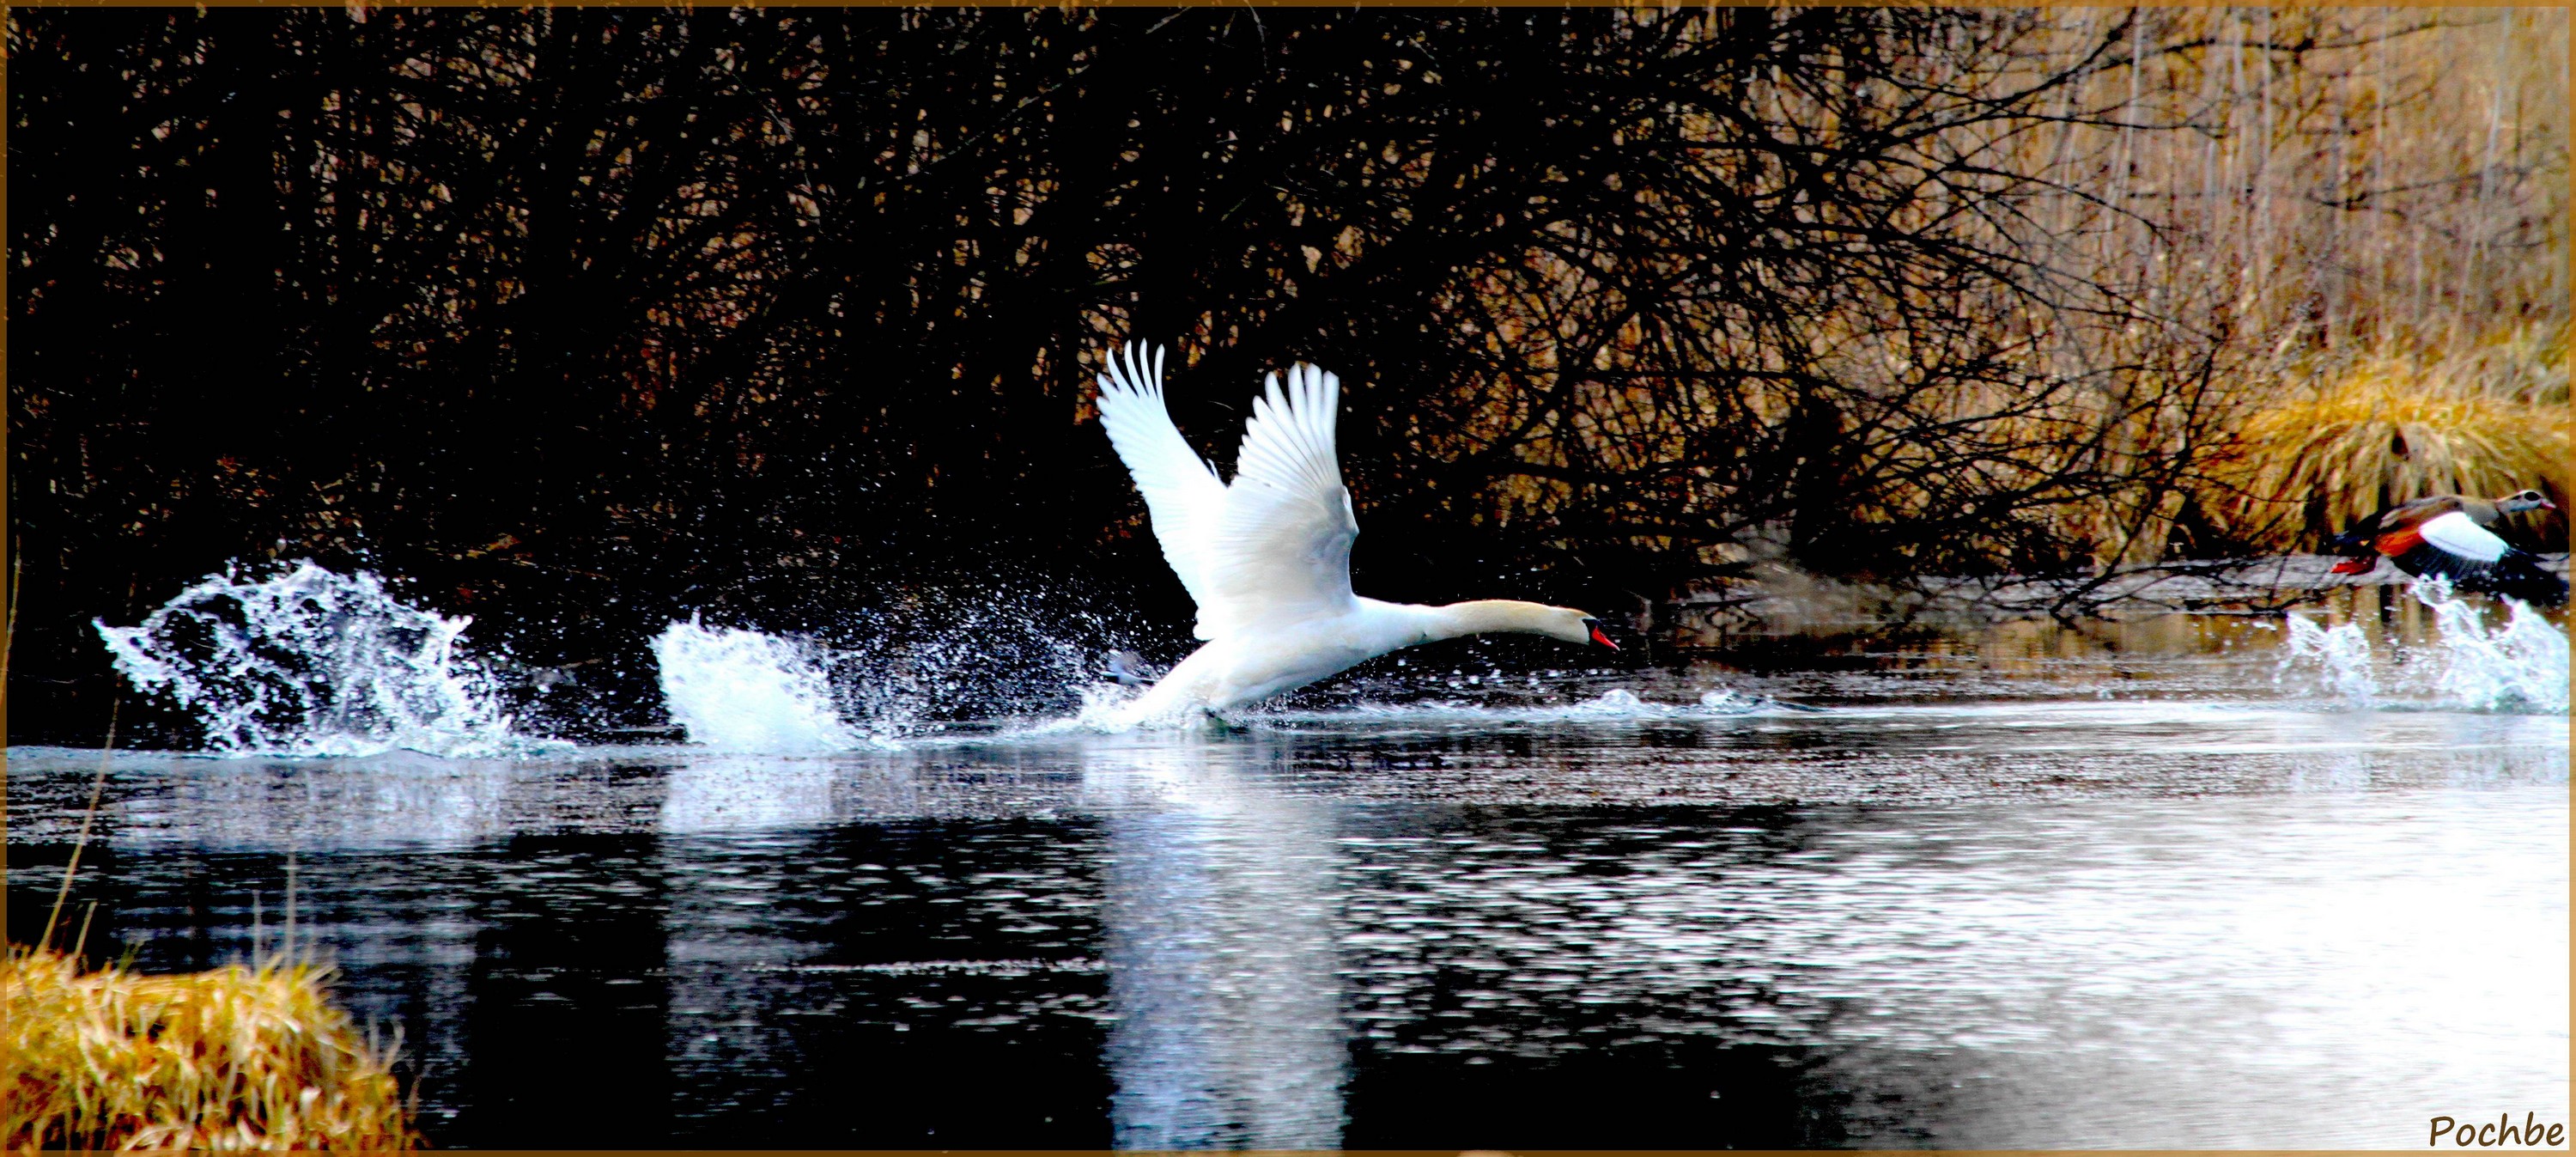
[9, 610, 2568, 1148]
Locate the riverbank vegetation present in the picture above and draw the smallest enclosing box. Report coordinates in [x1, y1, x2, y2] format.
[9, 7, 2563, 740]
[1, 944, 416, 1151]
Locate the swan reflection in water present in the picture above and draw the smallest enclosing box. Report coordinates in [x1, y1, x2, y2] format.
[1084, 739, 1348, 1149]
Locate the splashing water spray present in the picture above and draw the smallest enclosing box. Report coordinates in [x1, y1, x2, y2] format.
[653, 583, 1129, 750]
[95, 562, 551, 757]
[2281, 615, 2380, 709]
[650, 617, 860, 752]
[95, 562, 1132, 757]
[2279, 582, 2567, 713]
[2408, 586, 2568, 712]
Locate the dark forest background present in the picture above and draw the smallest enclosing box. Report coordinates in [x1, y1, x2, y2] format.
[10, 7, 2565, 745]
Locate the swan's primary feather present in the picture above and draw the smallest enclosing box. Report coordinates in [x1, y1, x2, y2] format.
[1200, 364, 1360, 639]
[1097, 350, 1359, 642]
[1094, 344, 1229, 632]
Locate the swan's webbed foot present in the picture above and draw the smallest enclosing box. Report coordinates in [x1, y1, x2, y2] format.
[1196, 707, 1251, 734]
[1106, 649, 1159, 688]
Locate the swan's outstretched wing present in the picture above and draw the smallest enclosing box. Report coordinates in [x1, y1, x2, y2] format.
[1197, 363, 1360, 638]
[1096, 344, 1228, 619]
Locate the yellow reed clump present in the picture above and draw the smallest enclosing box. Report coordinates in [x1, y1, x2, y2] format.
[1, 945, 417, 1152]
[2207, 337, 2571, 549]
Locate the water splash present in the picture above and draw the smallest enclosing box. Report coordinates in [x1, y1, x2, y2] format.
[2408, 585, 2568, 714]
[653, 586, 1126, 750]
[1063, 681, 1793, 734]
[94, 562, 548, 757]
[2279, 582, 2567, 713]
[1066, 682, 1163, 733]
[2281, 614, 2379, 709]
[1251, 687, 1783, 727]
[650, 618, 861, 752]
[827, 584, 1129, 734]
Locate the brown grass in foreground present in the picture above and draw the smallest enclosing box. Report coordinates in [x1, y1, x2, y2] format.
[1, 944, 418, 1152]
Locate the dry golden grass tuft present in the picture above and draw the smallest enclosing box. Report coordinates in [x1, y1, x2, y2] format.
[1, 944, 418, 1152]
[2206, 330, 2571, 550]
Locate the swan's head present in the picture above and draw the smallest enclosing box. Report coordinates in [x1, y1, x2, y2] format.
[1540, 606, 1619, 651]
[2498, 489, 2557, 514]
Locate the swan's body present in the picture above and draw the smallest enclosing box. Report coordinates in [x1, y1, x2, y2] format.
[1095, 344, 1613, 718]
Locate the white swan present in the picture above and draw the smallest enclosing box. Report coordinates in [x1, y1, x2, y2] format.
[1094, 342, 1617, 719]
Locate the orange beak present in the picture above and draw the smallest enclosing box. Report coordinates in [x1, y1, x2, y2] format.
[1589, 624, 1619, 650]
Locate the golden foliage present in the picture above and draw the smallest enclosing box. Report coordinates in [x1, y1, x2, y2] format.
[1, 946, 417, 1153]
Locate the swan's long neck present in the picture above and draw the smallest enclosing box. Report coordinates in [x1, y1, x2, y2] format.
[1419, 599, 1563, 642]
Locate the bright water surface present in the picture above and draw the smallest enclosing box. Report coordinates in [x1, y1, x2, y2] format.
[11, 590, 2571, 1148]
